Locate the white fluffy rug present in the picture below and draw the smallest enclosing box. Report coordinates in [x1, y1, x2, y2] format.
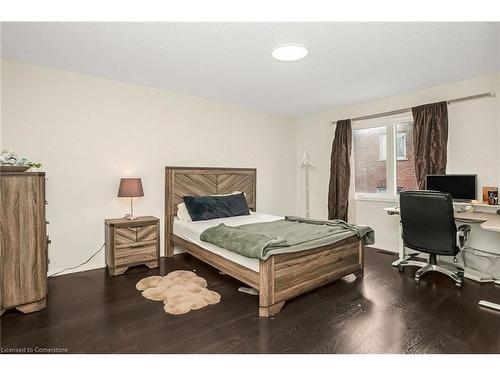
[136, 270, 221, 315]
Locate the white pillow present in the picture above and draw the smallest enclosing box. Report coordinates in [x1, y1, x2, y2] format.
[176, 202, 192, 222]
[176, 191, 247, 222]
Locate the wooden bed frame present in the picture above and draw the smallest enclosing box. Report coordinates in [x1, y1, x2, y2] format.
[165, 166, 364, 317]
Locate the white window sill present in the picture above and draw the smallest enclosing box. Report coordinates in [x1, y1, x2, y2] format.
[354, 195, 399, 203]
[378, 157, 407, 162]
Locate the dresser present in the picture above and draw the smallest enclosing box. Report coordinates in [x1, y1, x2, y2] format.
[0, 172, 48, 315]
[105, 216, 160, 275]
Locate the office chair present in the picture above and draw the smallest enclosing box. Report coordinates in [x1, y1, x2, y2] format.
[398, 190, 471, 287]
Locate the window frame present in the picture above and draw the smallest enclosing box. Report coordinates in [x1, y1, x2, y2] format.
[378, 134, 387, 161]
[396, 132, 407, 160]
[352, 114, 414, 201]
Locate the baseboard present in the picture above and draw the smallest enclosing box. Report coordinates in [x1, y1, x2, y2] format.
[367, 244, 398, 254]
[48, 258, 105, 277]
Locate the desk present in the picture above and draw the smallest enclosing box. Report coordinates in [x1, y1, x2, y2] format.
[384, 206, 500, 312]
[454, 211, 500, 233]
[383, 206, 500, 269]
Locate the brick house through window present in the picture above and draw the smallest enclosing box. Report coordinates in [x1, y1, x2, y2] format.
[353, 119, 418, 196]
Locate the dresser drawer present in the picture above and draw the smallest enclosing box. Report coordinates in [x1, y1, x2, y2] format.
[115, 243, 157, 266]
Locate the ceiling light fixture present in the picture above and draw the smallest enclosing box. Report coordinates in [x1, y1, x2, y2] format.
[272, 44, 308, 62]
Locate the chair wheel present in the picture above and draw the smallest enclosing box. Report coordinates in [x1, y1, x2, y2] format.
[455, 282, 463, 288]
[398, 265, 404, 272]
[414, 277, 420, 284]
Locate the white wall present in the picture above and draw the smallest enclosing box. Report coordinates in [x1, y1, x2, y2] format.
[1, 60, 298, 275]
[2, 59, 499, 275]
[296, 73, 500, 253]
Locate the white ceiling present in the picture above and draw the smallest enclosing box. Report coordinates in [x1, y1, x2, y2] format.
[1, 22, 499, 116]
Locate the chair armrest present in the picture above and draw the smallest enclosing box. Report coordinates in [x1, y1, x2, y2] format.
[457, 224, 471, 250]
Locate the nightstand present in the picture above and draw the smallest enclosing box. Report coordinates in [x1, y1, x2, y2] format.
[105, 216, 160, 276]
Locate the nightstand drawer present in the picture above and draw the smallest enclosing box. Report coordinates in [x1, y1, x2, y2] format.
[115, 225, 157, 245]
[137, 224, 157, 242]
[115, 239, 157, 250]
[115, 243, 157, 266]
[115, 227, 137, 245]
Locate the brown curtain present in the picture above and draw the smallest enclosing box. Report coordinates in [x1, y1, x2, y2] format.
[411, 101, 448, 189]
[328, 119, 352, 221]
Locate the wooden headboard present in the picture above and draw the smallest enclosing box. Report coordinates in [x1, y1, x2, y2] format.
[164, 166, 256, 257]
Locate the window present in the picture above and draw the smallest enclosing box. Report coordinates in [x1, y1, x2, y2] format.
[353, 126, 387, 195]
[353, 116, 418, 198]
[396, 121, 418, 192]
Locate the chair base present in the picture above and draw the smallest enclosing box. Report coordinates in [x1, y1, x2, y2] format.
[398, 255, 464, 287]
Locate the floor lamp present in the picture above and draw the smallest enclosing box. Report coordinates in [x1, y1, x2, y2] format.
[300, 150, 314, 218]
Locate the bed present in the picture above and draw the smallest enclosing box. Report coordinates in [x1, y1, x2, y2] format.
[165, 166, 365, 317]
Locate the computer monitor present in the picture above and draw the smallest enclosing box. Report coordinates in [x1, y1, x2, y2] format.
[425, 174, 477, 202]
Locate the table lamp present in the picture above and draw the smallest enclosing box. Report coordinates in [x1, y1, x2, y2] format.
[117, 178, 144, 220]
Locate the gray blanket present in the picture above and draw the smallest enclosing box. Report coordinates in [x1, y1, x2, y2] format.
[200, 216, 374, 260]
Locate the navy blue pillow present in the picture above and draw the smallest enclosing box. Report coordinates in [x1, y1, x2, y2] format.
[183, 192, 250, 221]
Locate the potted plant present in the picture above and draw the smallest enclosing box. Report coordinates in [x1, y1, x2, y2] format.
[0, 150, 42, 172]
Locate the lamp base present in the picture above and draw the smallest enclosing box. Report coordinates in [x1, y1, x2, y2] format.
[125, 197, 137, 220]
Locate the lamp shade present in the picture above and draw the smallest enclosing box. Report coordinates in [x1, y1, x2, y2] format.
[117, 178, 144, 197]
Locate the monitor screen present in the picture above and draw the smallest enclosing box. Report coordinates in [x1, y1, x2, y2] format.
[425, 174, 477, 201]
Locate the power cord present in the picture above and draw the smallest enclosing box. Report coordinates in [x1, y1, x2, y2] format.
[48, 243, 105, 277]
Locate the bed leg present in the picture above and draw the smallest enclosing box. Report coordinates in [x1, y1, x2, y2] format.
[166, 233, 175, 257]
[259, 257, 278, 317]
[259, 301, 285, 317]
[165, 217, 175, 257]
[166, 242, 174, 258]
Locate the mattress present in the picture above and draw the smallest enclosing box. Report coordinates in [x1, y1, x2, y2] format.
[173, 212, 282, 273]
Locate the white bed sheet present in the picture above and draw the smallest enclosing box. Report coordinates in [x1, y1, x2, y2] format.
[173, 212, 283, 273]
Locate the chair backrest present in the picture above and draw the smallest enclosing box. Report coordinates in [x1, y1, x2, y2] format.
[399, 190, 458, 256]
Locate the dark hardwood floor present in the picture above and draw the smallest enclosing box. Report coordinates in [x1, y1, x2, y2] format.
[1, 248, 500, 354]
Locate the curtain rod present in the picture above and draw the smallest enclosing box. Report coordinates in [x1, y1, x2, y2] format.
[329, 91, 496, 126]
